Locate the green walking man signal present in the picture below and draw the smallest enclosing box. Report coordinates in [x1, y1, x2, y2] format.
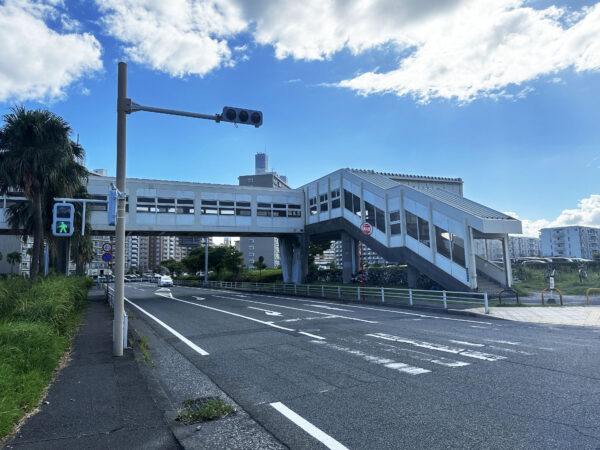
[52, 203, 74, 237]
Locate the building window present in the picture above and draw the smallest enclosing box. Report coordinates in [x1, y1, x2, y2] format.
[405, 211, 419, 241]
[257, 209, 271, 216]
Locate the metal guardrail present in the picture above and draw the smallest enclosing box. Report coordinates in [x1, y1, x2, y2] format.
[174, 280, 489, 314]
[586, 288, 600, 306]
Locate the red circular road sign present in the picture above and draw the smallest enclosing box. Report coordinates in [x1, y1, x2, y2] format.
[102, 242, 112, 253]
[102, 252, 113, 262]
[360, 222, 373, 235]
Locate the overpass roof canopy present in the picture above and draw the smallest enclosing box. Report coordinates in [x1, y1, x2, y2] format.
[346, 169, 515, 222]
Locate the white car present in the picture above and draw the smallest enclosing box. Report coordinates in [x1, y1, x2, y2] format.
[157, 275, 173, 287]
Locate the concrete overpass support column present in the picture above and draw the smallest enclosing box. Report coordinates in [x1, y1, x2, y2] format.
[278, 237, 294, 284]
[407, 265, 419, 289]
[341, 231, 354, 283]
[502, 235, 513, 287]
[291, 234, 309, 284]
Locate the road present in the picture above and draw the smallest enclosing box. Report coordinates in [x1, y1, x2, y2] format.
[123, 283, 600, 449]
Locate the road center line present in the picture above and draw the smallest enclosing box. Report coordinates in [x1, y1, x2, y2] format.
[214, 295, 377, 324]
[270, 402, 349, 450]
[124, 297, 210, 356]
[255, 294, 491, 325]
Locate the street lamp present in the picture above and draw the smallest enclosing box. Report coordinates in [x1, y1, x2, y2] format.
[113, 62, 263, 356]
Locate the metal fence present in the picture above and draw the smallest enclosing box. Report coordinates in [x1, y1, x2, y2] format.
[174, 280, 489, 314]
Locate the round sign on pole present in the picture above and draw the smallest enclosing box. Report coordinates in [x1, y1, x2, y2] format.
[360, 222, 373, 235]
[102, 242, 112, 253]
[102, 252, 113, 262]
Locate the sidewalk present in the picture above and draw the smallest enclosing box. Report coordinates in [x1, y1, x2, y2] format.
[5, 289, 179, 450]
[466, 305, 600, 327]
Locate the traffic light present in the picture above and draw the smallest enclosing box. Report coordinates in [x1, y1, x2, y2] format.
[220, 106, 263, 128]
[52, 203, 74, 237]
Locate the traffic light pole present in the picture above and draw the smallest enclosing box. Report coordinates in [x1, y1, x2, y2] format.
[114, 62, 128, 357]
[112, 62, 262, 356]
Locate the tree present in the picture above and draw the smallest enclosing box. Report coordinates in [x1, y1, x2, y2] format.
[6, 251, 21, 275]
[222, 247, 244, 274]
[160, 258, 184, 275]
[0, 107, 88, 278]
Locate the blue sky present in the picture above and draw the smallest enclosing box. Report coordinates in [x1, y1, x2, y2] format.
[1, 0, 599, 236]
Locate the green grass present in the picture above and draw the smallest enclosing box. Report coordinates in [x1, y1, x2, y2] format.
[513, 266, 600, 296]
[0, 276, 91, 441]
[177, 397, 236, 425]
[138, 337, 151, 364]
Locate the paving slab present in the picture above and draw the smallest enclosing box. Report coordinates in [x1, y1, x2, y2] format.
[465, 305, 600, 327]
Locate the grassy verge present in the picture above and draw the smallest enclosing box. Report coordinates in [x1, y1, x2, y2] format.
[177, 397, 236, 425]
[0, 276, 92, 441]
[138, 337, 151, 364]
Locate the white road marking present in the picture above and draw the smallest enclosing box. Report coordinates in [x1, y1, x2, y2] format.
[311, 340, 430, 375]
[192, 296, 205, 301]
[257, 294, 491, 325]
[214, 295, 378, 324]
[366, 333, 506, 362]
[487, 339, 520, 345]
[248, 306, 283, 317]
[124, 297, 209, 356]
[486, 345, 534, 356]
[270, 402, 349, 450]
[280, 316, 337, 323]
[299, 331, 326, 340]
[375, 342, 470, 368]
[304, 304, 352, 312]
[450, 340, 485, 347]
[154, 293, 328, 340]
[470, 325, 489, 329]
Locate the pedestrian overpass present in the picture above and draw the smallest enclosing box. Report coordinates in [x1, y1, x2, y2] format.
[0, 168, 521, 291]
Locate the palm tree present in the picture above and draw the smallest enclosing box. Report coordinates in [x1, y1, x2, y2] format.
[6, 251, 21, 275]
[0, 107, 88, 278]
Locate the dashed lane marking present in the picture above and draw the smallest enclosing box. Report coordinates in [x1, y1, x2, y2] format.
[214, 295, 378, 324]
[154, 293, 327, 340]
[449, 340, 485, 347]
[270, 402, 349, 450]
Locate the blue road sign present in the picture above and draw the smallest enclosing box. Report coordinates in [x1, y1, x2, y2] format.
[102, 252, 113, 262]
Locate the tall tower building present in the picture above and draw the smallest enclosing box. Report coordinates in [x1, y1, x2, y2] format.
[255, 153, 268, 174]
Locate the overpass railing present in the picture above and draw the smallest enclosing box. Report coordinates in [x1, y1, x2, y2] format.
[173, 280, 489, 313]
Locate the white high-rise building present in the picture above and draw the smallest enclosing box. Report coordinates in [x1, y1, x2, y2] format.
[540, 226, 600, 259]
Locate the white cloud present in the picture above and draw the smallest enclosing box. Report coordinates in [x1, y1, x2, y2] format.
[92, 0, 600, 102]
[236, 0, 600, 103]
[507, 194, 600, 237]
[0, 0, 102, 102]
[97, 0, 247, 77]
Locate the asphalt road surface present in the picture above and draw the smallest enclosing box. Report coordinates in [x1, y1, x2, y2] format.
[123, 283, 600, 449]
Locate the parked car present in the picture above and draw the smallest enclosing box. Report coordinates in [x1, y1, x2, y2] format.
[157, 275, 173, 287]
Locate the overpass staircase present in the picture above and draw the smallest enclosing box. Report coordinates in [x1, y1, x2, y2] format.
[301, 169, 522, 291]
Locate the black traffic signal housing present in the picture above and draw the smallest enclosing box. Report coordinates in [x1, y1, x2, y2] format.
[52, 203, 75, 237]
[220, 106, 263, 128]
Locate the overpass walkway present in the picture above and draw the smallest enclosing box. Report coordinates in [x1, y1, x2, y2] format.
[1, 168, 521, 291]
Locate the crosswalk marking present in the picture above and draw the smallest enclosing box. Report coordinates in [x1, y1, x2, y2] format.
[366, 333, 506, 362]
[311, 340, 430, 375]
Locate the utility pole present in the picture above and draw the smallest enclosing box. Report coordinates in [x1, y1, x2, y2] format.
[114, 62, 127, 357]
